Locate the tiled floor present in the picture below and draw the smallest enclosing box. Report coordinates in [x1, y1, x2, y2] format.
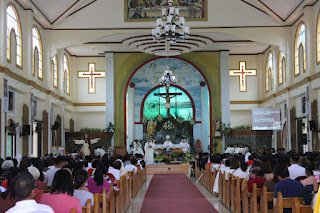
[126, 175, 230, 213]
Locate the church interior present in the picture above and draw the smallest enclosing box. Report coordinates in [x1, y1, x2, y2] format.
[1, 0, 320, 212]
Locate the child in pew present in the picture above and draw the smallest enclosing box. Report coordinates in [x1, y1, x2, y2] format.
[74, 169, 94, 207]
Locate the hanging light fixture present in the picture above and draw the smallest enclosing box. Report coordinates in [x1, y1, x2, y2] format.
[152, 0, 190, 45]
[159, 66, 177, 86]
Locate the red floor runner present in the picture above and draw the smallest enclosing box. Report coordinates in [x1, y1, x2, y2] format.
[140, 174, 219, 213]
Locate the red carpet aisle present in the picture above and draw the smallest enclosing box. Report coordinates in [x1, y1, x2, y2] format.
[140, 174, 219, 213]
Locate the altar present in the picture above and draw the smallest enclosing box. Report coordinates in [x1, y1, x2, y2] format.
[154, 142, 190, 154]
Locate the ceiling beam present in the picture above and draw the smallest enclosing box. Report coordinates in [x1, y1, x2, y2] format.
[252, 0, 285, 23]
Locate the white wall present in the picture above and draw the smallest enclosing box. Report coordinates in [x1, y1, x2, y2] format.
[230, 110, 252, 127]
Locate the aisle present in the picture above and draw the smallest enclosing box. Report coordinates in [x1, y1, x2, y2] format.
[140, 174, 219, 213]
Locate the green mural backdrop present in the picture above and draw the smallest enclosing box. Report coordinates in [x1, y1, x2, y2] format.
[113, 52, 222, 153]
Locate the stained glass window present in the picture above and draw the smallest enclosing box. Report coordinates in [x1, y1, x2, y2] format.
[143, 86, 193, 120]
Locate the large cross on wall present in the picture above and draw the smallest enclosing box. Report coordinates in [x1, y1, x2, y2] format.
[78, 63, 105, 94]
[229, 61, 257, 92]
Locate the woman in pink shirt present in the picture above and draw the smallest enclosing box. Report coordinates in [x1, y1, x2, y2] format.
[87, 163, 110, 201]
[39, 170, 82, 213]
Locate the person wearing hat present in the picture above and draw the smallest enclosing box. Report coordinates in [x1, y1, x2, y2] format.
[163, 135, 173, 154]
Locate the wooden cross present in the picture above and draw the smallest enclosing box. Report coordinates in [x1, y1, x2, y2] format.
[229, 61, 257, 92]
[78, 63, 105, 94]
[154, 86, 182, 118]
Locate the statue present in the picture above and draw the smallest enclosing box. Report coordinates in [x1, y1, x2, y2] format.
[73, 134, 100, 157]
[147, 117, 157, 138]
[195, 139, 202, 153]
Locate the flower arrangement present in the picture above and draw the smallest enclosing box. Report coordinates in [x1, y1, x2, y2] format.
[162, 120, 175, 130]
[189, 118, 195, 126]
[142, 117, 148, 125]
[171, 149, 185, 158]
[176, 116, 184, 124]
[156, 114, 164, 122]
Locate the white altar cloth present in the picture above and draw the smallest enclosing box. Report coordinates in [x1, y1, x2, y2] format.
[154, 143, 190, 150]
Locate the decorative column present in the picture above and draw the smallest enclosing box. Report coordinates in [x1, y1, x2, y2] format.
[200, 82, 209, 152]
[105, 53, 115, 147]
[220, 51, 230, 152]
[127, 83, 135, 152]
[0, 1, 6, 65]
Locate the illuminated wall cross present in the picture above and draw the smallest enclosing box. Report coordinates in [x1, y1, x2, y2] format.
[229, 61, 257, 92]
[78, 63, 105, 94]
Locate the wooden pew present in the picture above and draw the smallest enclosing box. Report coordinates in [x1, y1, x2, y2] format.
[250, 183, 263, 213]
[234, 177, 244, 213]
[219, 171, 223, 202]
[222, 171, 227, 206]
[70, 209, 76, 213]
[242, 179, 249, 213]
[230, 175, 236, 213]
[260, 186, 274, 213]
[93, 187, 116, 213]
[226, 173, 231, 209]
[275, 192, 303, 213]
[291, 198, 312, 213]
[82, 199, 92, 213]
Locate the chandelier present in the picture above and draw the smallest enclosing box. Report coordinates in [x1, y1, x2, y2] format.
[152, 0, 190, 45]
[159, 66, 177, 86]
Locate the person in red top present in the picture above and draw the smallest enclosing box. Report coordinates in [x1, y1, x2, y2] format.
[247, 166, 266, 193]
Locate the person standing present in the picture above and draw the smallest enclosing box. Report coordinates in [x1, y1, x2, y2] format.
[145, 139, 155, 165]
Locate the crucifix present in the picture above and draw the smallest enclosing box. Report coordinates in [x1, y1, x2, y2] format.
[154, 85, 182, 118]
[78, 63, 105, 94]
[229, 61, 257, 92]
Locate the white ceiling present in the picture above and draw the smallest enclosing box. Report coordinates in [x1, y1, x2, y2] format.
[15, 0, 317, 56]
[30, 0, 78, 23]
[259, 0, 304, 20]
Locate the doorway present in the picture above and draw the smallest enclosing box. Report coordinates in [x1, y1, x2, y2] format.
[32, 121, 43, 157]
[296, 117, 307, 154]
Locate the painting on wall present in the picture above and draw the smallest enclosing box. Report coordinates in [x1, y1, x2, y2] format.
[124, 0, 207, 22]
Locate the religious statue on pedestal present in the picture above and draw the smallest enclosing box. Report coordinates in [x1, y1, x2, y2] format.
[147, 117, 157, 138]
[144, 139, 155, 165]
[73, 134, 100, 157]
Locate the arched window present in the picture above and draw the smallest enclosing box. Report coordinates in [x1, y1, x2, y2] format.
[32, 27, 43, 78]
[294, 22, 306, 76]
[278, 51, 286, 85]
[64, 55, 70, 95]
[142, 86, 194, 120]
[317, 10, 320, 63]
[266, 51, 273, 92]
[52, 55, 58, 88]
[7, 4, 22, 67]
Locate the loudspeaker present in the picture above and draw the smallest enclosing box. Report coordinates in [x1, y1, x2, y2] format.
[302, 134, 307, 145]
[22, 125, 30, 136]
[52, 121, 60, 130]
[309, 120, 317, 131]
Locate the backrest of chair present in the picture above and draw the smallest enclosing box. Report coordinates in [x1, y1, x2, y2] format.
[250, 183, 263, 213]
[230, 176, 236, 213]
[242, 179, 249, 213]
[277, 191, 303, 212]
[70, 209, 76, 213]
[82, 199, 92, 213]
[219, 171, 223, 201]
[93, 188, 107, 213]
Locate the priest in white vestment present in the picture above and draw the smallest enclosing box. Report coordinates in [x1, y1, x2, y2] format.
[144, 139, 155, 165]
[179, 139, 190, 153]
[163, 135, 173, 154]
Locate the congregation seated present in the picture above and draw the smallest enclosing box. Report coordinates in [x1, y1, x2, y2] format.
[288, 154, 306, 180]
[108, 159, 121, 181]
[273, 164, 304, 212]
[27, 167, 45, 202]
[88, 159, 100, 176]
[0, 168, 19, 212]
[40, 169, 82, 213]
[87, 162, 111, 198]
[247, 166, 266, 194]
[125, 156, 138, 174]
[73, 169, 94, 207]
[233, 161, 249, 179]
[6, 172, 54, 213]
[45, 156, 66, 186]
[0, 160, 14, 185]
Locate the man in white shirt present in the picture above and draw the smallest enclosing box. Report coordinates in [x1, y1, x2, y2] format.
[6, 172, 54, 213]
[288, 155, 306, 180]
[45, 156, 66, 186]
[108, 161, 121, 180]
[125, 156, 138, 174]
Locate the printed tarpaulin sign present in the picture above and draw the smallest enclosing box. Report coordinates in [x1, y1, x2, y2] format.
[252, 108, 281, 130]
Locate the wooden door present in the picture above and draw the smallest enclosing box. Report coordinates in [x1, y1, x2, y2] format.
[290, 107, 296, 152]
[56, 115, 62, 146]
[22, 104, 29, 156]
[311, 100, 319, 151]
[42, 111, 49, 155]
